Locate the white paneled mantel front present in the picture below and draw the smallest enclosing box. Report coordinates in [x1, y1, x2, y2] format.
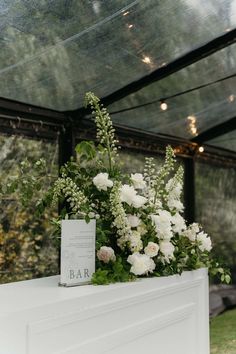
[0, 268, 209, 354]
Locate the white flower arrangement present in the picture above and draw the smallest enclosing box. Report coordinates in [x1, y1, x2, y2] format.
[3, 92, 230, 285]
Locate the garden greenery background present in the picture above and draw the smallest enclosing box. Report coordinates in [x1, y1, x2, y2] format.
[0, 137, 235, 284]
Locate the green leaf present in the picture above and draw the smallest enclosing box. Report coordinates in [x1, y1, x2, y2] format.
[75, 141, 96, 160]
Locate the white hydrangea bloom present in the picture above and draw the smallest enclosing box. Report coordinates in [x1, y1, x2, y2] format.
[127, 253, 156, 275]
[197, 232, 212, 252]
[159, 240, 175, 262]
[131, 173, 146, 189]
[151, 210, 173, 240]
[171, 213, 186, 234]
[93, 173, 113, 191]
[144, 242, 159, 257]
[127, 214, 141, 228]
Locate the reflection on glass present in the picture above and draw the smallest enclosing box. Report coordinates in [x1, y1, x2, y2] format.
[195, 162, 236, 283]
[0, 135, 59, 284]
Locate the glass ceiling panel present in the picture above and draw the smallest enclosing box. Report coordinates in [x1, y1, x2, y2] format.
[207, 130, 236, 152]
[0, 0, 236, 110]
[108, 43, 236, 140]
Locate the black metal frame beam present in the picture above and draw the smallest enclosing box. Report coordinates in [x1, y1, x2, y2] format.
[192, 116, 236, 143]
[69, 28, 236, 117]
[0, 97, 66, 124]
[184, 158, 195, 223]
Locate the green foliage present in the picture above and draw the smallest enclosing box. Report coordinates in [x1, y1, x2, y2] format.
[92, 257, 134, 285]
[1, 94, 231, 286]
[210, 309, 236, 354]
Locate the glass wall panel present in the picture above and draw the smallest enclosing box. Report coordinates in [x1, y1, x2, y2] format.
[108, 44, 236, 139]
[0, 135, 59, 283]
[0, 0, 235, 110]
[208, 130, 236, 152]
[195, 162, 236, 283]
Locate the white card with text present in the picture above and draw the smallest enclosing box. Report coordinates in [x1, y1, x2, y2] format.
[60, 219, 96, 286]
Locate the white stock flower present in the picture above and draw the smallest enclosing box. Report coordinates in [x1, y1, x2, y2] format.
[159, 240, 175, 262]
[120, 184, 147, 208]
[127, 253, 155, 275]
[93, 173, 113, 191]
[151, 210, 173, 240]
[171, 213, 186, 234]
[167, 198, 184, 212]
[129, 231, 143, 252]
[191, 223, 200, 234]
[127, 215, 141, 228]
[166, 179, 182, 199]
[131, 173, 146, 189]
[197, 232, 212, 252]
[144, 242, 159, 257]
[97, 246, 116, 263]
[137, 222, 147, 236]
[183, 223, 200, 242]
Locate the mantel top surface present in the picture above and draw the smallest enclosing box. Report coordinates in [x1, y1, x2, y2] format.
[0, 269, 207, 316]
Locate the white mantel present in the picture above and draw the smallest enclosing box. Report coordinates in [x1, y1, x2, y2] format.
[0, 268, 209, 354]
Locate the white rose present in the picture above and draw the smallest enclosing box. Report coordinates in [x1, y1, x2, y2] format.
[120, 184, 137, 206]
[197, 232, 212, 252]
[127, 215, 141, 228]
[131, 173, 146, 189]
[132, 195, 147, 208]
[159, 240, 175, 262]
[120, 184, 147, 208]
[127, 253, 156, 275]
[97, 246, 116, 263]
[93, 173, 113, 191]
[144, 242, 159, 257]
[171, 213, 186, 234]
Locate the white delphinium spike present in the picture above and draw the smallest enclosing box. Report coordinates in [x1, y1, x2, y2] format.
[52, 177, 89, 214]
[85, 92, 119, 171]
[110, 182, 132, 249]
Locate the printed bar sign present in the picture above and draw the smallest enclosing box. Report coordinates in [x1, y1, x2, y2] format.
[60, 219, 96, 286]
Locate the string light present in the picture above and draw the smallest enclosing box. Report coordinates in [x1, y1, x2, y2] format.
[198, 146, 204, 153]
[123, 11, 130, 16]
[142, 56, 151, 64]
[187, 115, 198, 136]
[228, 94, 235, 103]
[160, 101, 168, 111]
[128, 24, 133, 29]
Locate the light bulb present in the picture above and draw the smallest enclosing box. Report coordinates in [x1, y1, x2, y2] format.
[123, 11, 129, 16]
[142, 56, 151, 64]
[228, 94, 235, 103]
[160, 101, 168, 111]
[198, 146, 204, 153]
[128, 24, 133, 29]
